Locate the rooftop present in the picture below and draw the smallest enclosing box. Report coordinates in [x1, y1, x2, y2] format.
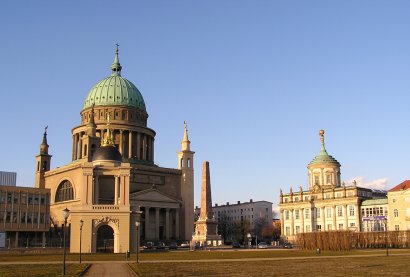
[389, 180, 410, 192]
[361, 198, 388, 206]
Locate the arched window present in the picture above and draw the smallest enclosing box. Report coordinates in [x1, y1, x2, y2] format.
[55, 180, 74, 203]
[394, 209, 398, 217]
[187, 158, 191, 168]
[180, 158, 184, 168]
[84, 144, 87, 156]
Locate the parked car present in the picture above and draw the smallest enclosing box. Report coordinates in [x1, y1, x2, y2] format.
[257, 242, 268, 249]
[282, 242, 293, 249]
[155, 241, 166, 249]
[143, 242, 154, 249]
[169, 241, 178, 250]
[180, 241, 190, 248]
[232, 242, 241, 248]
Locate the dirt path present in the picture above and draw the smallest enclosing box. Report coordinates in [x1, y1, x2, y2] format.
[83, 263, 136, 277]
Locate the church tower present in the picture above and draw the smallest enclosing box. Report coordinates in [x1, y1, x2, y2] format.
[178, 122, 195, 240]
[81, 104, 100, 161]
[307, 130, 341, 192]
[35, 127, 52, 188]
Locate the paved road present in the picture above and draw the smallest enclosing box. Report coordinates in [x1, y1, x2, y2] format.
[83, 263, 136, 277]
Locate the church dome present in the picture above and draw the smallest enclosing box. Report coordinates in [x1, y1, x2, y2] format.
[82, 46, 146, 111]
[92, 145, 122, 162]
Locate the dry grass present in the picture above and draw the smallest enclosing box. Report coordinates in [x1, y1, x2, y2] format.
[133, 256, 410, 277]
[0, 263, 88, 277]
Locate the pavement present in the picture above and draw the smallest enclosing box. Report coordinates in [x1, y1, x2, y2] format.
[83, 262, 136, 277]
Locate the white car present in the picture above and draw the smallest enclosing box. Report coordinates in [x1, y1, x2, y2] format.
[257, 242, 268, 249]
[180, 241, 190, 248]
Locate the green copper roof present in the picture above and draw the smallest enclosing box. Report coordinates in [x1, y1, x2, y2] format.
[361, 198, 388, 206]
[308, 130, 340, 166]
[82, 45, 146, 111]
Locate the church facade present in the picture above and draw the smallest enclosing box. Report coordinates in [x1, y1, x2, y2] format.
[35, 47, 195, 253]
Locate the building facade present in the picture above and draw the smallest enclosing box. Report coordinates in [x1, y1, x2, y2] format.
[0, 185, 50, 248]
[388, 180, 410, 231]
[35, 47, 195, 253]
[360, 198, 388, 232]
[0, 171, 17, 186]
[279, 130, 386, 242]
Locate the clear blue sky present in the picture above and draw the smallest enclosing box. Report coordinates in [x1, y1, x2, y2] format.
[1, 1, 410, 212]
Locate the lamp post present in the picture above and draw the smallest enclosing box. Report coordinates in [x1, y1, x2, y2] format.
[247, 233, 251, 249]
[135, 221, 140, 263]
[79, 219, 84, 264]
[62, 208, 70, 276]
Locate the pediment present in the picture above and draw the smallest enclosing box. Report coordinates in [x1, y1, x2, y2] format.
[130, 188, 181, 206]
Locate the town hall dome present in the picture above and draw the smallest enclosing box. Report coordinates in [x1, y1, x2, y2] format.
[82, 45, 146, 111]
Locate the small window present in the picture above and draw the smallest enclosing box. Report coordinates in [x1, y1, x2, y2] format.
[55, 180, 74, 203]
[394, 209, 398, 217]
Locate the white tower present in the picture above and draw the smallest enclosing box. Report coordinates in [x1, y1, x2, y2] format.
[178, 122, 195, 240]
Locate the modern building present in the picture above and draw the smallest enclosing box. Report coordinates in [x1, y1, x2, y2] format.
[35, 46, 195, 253]
[388, 180, 410, 231]
[279, 130, 386, 242]
[0, 185, 50, 248]
[0, 171, 17, 186]
[360, 198, 388, 232]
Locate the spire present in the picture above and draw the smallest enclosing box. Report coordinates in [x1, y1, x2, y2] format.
[181, 121, 191, 151]
[111, 43, 122, 76]
[40, 126, 49, 155]
[319, 129, 328, 155]
[87, 104, 97, 137]
[101, 113, 115, 147]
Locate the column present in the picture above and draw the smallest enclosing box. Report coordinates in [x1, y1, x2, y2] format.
[355, 205, 360, 231]
[15, 232, 18, 248]
[175, 209, 180, 239]
[128, 131, 133, 158]
[151, 137, 155, 162]
[165, 208, 170, 240]
[42, 232, 46, 248]
[144, 207, 150, 240]
[311, 207, 314, 231]
[119, 176, 124, 206]
[155, 208, 160, 240]
[321, 207, 325, 231]
[280, 210, 284, 237]
[332, 205, 337, 230]
[290, 209, 294, 236]
[114, 176, 119, 205]
[119, 130, 123, 156]
[94, 176, 99, 204]
[78, 133, 83, 159]
[301, 208, 305, 233]
[136, 133, 141, 160]
[72, 135, 76, 160]
[74, 134, 79, 160]
[344, 205, 348, 230]
[148, 137, 152, 162]
[142, 134, 147, 161]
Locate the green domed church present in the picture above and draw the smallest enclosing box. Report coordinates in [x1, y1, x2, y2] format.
[35, 46, 195, 253]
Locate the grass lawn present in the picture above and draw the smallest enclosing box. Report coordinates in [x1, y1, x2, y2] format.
[0, 263, 88, 277]
[131, 255, 410, 277]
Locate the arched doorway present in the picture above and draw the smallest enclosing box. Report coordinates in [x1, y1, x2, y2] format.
[96, 225, 114, 253]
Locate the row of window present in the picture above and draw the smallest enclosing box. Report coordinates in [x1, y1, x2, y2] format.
[284, 222, 356, 235]
[361, 207, 388, 217]
[0, 210, 48, 224]
[216, 208, 254, 215]
[284, 192, 355, 203]
[284, 206, 355, 220]
[0, 192, 49, 205]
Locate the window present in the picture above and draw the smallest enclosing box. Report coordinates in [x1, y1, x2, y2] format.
[305, 225, 311, 232]
[326, 174, 332, 184]
[285, 210, 289, 220]
[350, 223, 355, 227]
[338, 223, 344, 230]
[294, 197, 299, 202]
[337, 206, 343, 217]
[314, 175, 320, 185]
[295, 210, 300, 220]
[395, 225, 400, 231]
[348, 191, 354, 197]
[394, 209, 398, 218]
[55, 180, 74, 203]
[316, 224, 322, 231]
[327, 224, 332, 230]
[326, 207, 332, 218]
[304, 196, 310, 201]
[285, 227, 290, 236]
[349, 205, 355, 216]
[305, 208, 310, 219]
[284, 198, 289, 203]
[336, 193, 342, 198]
[295, 226, 300, 234]
[315, 208, 321, 218]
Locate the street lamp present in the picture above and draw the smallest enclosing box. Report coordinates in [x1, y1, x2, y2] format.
[247, 233, 251, 249]
[135, 221, 140, 263]
[79, 219, 84, 264]
[383, 218, 388, 257]
[62, 208, 70, 276]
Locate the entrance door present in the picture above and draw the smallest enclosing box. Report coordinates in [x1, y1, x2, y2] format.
[96, 225, 114, 253]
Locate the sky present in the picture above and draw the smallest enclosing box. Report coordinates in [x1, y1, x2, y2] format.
[1, 1, 410, 213]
